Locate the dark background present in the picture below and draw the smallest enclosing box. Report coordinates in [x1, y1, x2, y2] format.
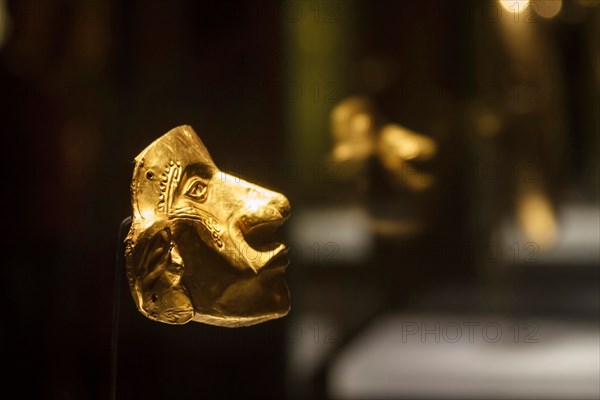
[1, 1, 598, 399]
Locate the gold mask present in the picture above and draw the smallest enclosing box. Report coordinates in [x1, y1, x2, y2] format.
[125, 126, 291, 327]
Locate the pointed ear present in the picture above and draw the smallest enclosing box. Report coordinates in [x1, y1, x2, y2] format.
[126, 221, 194, 324]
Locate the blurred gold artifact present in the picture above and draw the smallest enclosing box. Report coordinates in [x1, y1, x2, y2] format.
[330, 96, 437, 191]
[125, 126, 291, 327]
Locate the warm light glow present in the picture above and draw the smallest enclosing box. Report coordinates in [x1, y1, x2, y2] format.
[476, 111, 502, 138]
[333, 143, 354, 162]
[517, 190, 558, 248]
[350, 113, 373, 136]
[380, 124, 437, 162]
[499, 0, 530, 13]
[535, 0, 562, 19]
[377, 124, 437, 191]
[330, 98, 377, 164]
[396, 137, 420, 160]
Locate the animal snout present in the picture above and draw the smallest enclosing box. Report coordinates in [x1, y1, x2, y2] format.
[238, 189, 291, 233]
[269, 193, 291, 220]
[255, 191, 290, 223]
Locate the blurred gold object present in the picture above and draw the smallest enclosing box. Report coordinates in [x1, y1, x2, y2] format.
[125, 126, 291, 327]
[331, 97, 379, 164]
[517, 188, 558, 248]
[330, 96, 437, 191]
[377, 124, 437, 191]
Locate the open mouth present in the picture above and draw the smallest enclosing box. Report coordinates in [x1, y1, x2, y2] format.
[240, 208, 289, 271]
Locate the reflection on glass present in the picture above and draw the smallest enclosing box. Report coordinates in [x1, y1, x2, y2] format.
[330, 96, 437, 191]
[330, 97, 378, 166]
[377, 124, 437, 191]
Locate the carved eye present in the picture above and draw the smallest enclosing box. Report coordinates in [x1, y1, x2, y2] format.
[184, 179, 208, 201]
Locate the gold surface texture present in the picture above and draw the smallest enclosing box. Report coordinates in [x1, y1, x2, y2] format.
[125, 126, 291, 327]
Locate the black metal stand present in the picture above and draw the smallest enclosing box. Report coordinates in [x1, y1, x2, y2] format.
[111, 217, 131, 400]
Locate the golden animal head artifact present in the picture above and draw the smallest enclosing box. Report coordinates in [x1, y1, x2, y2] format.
[125, 126, 291, 327]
